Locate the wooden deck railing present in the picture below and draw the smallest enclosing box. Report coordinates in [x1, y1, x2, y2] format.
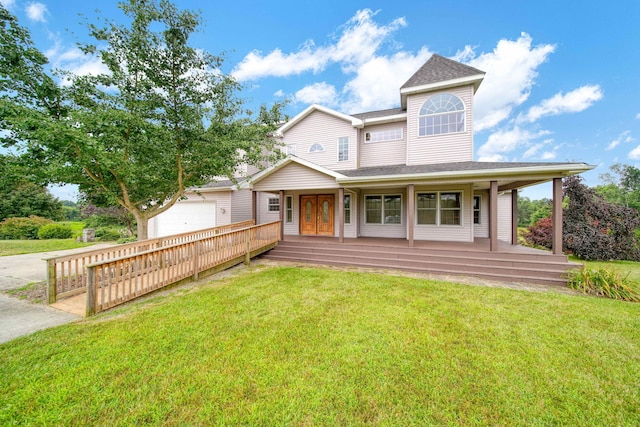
[84, 221, 280, 316]
[45, 220, 255, 303]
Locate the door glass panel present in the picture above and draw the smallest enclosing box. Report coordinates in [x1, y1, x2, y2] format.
[305, 201, 312, 222]
[323, 200, 329, 222]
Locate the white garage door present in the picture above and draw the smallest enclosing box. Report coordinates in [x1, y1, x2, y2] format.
[154, 202, 216, 237]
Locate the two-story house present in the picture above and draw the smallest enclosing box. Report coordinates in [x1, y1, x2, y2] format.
[150, 54, 591, 267]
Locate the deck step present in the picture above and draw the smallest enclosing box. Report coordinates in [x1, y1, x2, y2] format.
[260, 241, 578, 287]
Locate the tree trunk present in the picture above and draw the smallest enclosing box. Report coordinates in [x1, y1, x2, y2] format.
[136, 215, 149, 241]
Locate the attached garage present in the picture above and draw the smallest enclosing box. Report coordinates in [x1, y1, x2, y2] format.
[151, 201, 216, 238]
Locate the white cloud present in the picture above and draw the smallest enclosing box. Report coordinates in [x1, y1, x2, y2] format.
[636, 113, 640, 120]
[522, 85, 603, 123]
[606, 130, 634, 150]
[629, 145, 640, 160]
[477, 126, 551, 161]
[45, 41, 110, 84]
[274, 89, 285, 98]
[541, 147, 558, 160]
[293, 82, 338, 106]
[26, 2, 47, 22]
[232, 9, 406, 82]
[467, 33, 555, 131]
[1, 0, 16, 9]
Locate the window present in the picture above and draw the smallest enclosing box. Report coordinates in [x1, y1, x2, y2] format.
[418, 94, 465, 136]
[416, 191, 462, 226]
[365, 128, 403, 143]
[365, 194, 402, 225]
[268, 197, 280, 212]
[338, 137, 349, 161]
[285, 195, 293, 223]
[309, 143, 324, 153]
[287, 144, 296, 156]
[473, 196, 481, 225]
[344, 194, 351, 224]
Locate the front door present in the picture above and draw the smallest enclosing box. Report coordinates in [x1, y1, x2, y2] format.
[300, 195, 334, 236]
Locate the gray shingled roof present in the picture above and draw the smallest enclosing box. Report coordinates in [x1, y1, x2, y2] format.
[400, 54, 485, 90]
[335, 161, 584, 178]
[197, 177, 246, 189]
[350, 107, 405, 120]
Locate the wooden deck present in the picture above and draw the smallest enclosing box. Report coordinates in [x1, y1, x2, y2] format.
[260, 236, 579, 286]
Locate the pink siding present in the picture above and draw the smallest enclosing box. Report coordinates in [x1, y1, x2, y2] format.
[498, 191, 513, 243]
[281, 110, 358, 170]
[253, 162, 339, 192]
[231, 189, 253, 223]
[473, 190, 489, 238]
[406, 86, 474, 165]
[359, 122, 408, 168]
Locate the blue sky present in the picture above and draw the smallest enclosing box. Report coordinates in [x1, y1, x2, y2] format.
[2, 0, 640, 201]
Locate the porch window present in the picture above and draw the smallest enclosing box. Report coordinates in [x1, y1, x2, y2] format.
[268, 197, 280, 212]
[285, 195, 293, 223]
[344, 194, 351, 224]
[338, 137, 349, 161]
[473, 195, 481, 224]
[416, 191, 462, 226]
[365, 194, 402, 225]
[418, 93, 465, 137]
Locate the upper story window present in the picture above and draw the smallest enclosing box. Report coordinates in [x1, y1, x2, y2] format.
[418, 94, 465, 137]
[338, 137, 349, 161]
[287, 144, 296, 156]
[309, 143, 325, 153]
[365, 128, 403, 143]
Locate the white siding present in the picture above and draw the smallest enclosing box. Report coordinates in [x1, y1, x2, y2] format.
[406, 86, 474, 165]
[256, 192, 280, 225]
[253, 162, 339, 192]
[359, 123, 407, 168]
[359, 188, 407, 239]
[498, 191, 513, 244]
[281, 110, 358, 170]
[231, 189, 253, 223]
[473, 190, 489, 238]
[412, 184, 474, 242]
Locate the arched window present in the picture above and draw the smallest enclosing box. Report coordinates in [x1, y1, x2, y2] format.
[418, 94, 465, 136]
[309, 143, 325, 153]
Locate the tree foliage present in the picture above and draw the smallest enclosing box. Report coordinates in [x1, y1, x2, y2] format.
[517, 196, 551, 227]
[563, 175, 640, 261]
[1, 1, 283, 240]
[598, 163, 640, 211]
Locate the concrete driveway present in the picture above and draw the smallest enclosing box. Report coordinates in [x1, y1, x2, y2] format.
[0, 244, 113, 344]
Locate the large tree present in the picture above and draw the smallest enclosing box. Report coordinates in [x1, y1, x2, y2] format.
[1, 1, 282, 240]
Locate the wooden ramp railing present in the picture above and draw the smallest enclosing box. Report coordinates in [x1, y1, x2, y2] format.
[83, 221, 280, 316]
[45, 220, 256, 304]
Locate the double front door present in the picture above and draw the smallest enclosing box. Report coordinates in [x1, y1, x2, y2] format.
[300, 195, 334, 236]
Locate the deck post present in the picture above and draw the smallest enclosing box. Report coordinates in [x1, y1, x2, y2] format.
[47, 259, 57, 304]
[279, 190, 285, 241]
[552, 178, 563, 255]
[407, 184, 415, 247]
[245, 229, 251, 265]
[192, 241, 200, 280]
[489, 180, 498, 252]
[511, 189, 518, 245]
[338, 188, 345, 243]
[86, 266, 96, 317]
[251, 190, 257, 222]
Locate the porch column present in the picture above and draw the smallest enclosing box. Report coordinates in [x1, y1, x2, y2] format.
[279, 190, 285, 241]
[511, 189, 518, 246]
[251, 190, 257, 223]
[338, 188, 345, 243]
[407, 184, 415, 247]
[489, 180, 498, 252]
[552, 178, 563, 255]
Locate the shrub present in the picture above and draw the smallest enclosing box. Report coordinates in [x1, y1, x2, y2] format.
[524, 217, 552, 250]
[94, 226, 124, 241]
[566, 267, 640, 302]
[0, 216, 53, 240]
[37, 223, 74, 239]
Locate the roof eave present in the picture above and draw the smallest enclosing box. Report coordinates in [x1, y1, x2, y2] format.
[362, 113, 407, 126]
[400, 74, 485, 109]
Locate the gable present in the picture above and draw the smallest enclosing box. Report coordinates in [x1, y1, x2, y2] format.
[252, 161, 340, 191]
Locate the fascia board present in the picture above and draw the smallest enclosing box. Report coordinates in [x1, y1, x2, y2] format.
[362, 113, 407, 125]
[400, 74, 486, 96]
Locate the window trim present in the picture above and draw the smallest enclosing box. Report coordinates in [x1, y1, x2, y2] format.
[415, 191, 463, 227]
[473, 195, 481, 225]
[364, 128, 404, 143]
[418, 93, 466, 137]
[337, 136, 349, 162]
[364, 194, 403, 225]
[268, 197, 280, 212]
[285, 195, 293, 223]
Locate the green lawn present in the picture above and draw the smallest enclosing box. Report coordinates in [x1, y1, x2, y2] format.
[570, 256, 640, 293]
[1, 266, 639, 426]
[0, 239, 98, 256]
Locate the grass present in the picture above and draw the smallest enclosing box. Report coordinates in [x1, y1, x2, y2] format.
[570, 256, 640, 294]
[1, 265, 639, 426]
[0, 239, 98, 256]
